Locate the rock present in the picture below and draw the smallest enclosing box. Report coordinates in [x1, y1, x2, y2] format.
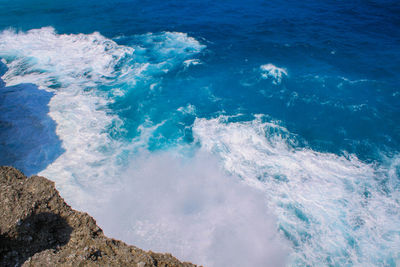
[0, 166, 198, 267]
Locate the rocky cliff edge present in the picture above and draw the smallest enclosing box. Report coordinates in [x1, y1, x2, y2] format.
[0, 166, 197, 267]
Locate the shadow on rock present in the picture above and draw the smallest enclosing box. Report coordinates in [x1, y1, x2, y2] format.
[0, 212, 72, 267]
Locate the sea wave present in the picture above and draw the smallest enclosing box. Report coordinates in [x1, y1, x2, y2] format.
[260, 63, 288, 85]
[193, 115, 400, 266]
[0, 27, 205, 205]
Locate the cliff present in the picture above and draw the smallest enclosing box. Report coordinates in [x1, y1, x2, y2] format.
[0, 166, 197, 267]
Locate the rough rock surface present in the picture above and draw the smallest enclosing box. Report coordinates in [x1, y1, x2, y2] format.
[0, 166, 197, 267]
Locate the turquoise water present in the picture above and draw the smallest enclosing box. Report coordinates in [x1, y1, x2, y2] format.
[0, 0, 399, 266]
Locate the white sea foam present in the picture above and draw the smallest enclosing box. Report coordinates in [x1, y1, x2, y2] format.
[0, 27, 133, 202]
[183, 58, 202, 68]
[0, 26, 290, 266]
[1, 26, 290, 267]
[0, 27, 134, 88]
[2, 26, 399, 266]
[193, 115, 400, 266]
[94, 151, 290, 267]
[260, 63, 288, 84]
[0, 27, 205, 207]
[177, 104, 197, 115]
[0, 27, 291, 266]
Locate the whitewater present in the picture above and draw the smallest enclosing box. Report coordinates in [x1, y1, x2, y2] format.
[1, 1, 399, 266]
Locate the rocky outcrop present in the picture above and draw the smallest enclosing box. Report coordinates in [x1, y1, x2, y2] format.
[0, 166, 197, 267]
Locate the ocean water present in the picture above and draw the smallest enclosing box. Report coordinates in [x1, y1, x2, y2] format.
[1, 0, 400, 266]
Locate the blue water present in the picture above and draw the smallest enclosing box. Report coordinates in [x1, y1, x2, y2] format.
[1, 0, 400, 266]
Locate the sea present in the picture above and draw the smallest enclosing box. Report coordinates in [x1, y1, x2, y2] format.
[0, 0, 399, 266]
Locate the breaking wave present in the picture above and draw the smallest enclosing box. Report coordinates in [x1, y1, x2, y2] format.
[193, 115, 400, 266]
[1, 26, 399, 266]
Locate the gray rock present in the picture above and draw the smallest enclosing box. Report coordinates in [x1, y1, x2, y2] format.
[0, 166, 198, 267]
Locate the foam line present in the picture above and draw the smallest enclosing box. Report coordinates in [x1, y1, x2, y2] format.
[0, 27, 205, 207]
[193, 115, 400, 266]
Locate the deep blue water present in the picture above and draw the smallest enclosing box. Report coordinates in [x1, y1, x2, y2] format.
[1, 0, 400, 266]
